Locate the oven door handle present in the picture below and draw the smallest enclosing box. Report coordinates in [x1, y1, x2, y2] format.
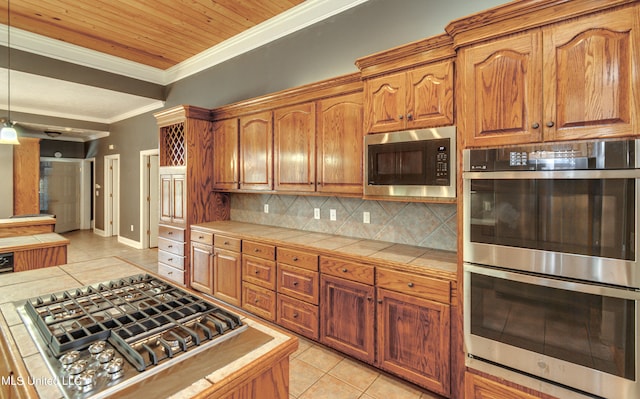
[463, 169, 640, 180]
[464, 263, 640, 300]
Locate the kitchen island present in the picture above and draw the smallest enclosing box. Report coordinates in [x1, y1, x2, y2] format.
[0, 257, 298, 399]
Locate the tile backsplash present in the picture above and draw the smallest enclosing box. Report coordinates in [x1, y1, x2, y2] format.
[230, 194, 457, 252]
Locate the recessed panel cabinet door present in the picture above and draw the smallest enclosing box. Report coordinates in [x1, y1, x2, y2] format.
[190, 242, 213, 294]
[364, 71, 406, 133]
[212, 118, 239, 190]
[239, 112, 273, 191]
[160, 174, 173, 223]
[320, 275, 375, 364]
[459, 31, 543, 147]
[407, 61, 454, 129]
[213, 247, 242, 306]
[376, 288, 450, 396]
[543, 5, 640, 141]
[317, 92, 364, 195]
[274, 103, 316, 192]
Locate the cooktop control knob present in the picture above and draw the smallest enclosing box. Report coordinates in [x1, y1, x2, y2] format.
[74, 370, 96, 390]
[59, 350, 81, 366]
[97, 348, 115, 363]
[67, 359, 88, 375]
[88, 341, 107, 354]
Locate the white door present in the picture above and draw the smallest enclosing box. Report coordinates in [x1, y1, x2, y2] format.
[43, 160, 81, 233]
[149, 154, 159, 247]
[104, 155, 120, 237]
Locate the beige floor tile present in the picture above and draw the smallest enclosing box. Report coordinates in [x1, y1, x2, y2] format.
[289, 358, 325, 397]
[296, 344, 344, 372]
[365, 374, 423, 399]
[291, 337, 314, 359]
[299, 374, 361, 399]
[328, 358, 379, 391]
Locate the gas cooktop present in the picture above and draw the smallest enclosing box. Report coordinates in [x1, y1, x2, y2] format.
[18, 274, 248, 398]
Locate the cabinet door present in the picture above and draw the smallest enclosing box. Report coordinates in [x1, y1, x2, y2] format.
[543, 5, 640, 141]
[274, 103, 316, 192]
[406, 61, 454, 129]
[377, 288, 450, 396]
[459, 31, 543, 147]
[364, 71, 406, 133]
[214, 247, 242, 306]
[160, 174, 173, 223]
[320, 275, 375, 364]
[190, 242, 213, 294]
[316, 92, 364, 195]
[465, 373, 543, 399]
[213, 118, 239, 190]
[239, 112, 273, 190]
[171, 174, 186, 225]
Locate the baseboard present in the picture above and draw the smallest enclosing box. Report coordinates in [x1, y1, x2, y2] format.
[93, 228, 107, 237]
[118, 235, 143, 249]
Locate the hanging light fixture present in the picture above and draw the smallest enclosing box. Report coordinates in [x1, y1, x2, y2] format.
[0, 0, 19, 145]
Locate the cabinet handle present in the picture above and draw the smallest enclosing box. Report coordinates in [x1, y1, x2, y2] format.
[341, 268, 348, 273]
[532, 122, 540, 129]
[168, 271, 173, 275]
[546, 121, 555, 128]
[168, 231, 173, 235]
[198, 236, 204, 239]
[224, 241, 230, 245]
[292, 256, 299, 262]
[398, 114, 404, 120]
[406, 113, 413, 120]
[292, 281, 299, 286]
[254, 270, 260, 274]
[292, 313, 299, 318]
[254, 248, 261, 253]
[367, 296, 373, 301]
[168, 245, 173, 248]
[408, 282, 414, 288]
[168, 258, 173, 262]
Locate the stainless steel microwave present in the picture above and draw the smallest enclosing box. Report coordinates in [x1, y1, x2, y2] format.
[364, 127, 456, 198]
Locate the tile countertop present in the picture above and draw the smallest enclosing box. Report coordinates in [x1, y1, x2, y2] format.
[192, 221, 457, 281]
[0, 257, 297, 399]
[0, 233, 70, 252]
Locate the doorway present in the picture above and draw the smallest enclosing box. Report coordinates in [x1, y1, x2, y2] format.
[140, 149, 159, 248]
[104, 154, 120, 237]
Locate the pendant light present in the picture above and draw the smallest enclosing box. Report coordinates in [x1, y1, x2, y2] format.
[0, 0, 19, 145]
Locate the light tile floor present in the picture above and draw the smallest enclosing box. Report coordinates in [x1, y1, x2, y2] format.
[62, 230, 444, 399]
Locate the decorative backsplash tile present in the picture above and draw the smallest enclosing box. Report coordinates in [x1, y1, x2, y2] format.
[229, 194, 457, 252]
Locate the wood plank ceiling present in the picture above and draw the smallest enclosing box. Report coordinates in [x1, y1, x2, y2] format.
[0, 0, 305, 70]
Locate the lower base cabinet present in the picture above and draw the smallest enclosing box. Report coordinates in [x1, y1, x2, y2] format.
[377, 288, 450, 396]
[190, 242, 213, 294]
[277, 294, 319, 340]
[213, 247, 242, 306]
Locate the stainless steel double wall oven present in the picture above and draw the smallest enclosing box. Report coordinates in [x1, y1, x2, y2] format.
[463, 139, 640, 399]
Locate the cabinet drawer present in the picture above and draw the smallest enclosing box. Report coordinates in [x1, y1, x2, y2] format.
[277, 294, 319, 340]
[277, 263, 319, 305]
[159, 225, 185, 242]
[158, 250, 185, 270]
[242, 255, 276, 290]
[242, 282, 276, 322]
[190, 230, 213, 245]
[277, 248, 318, 271]
[158, 237, 185, 256]
[158, 263, 185, 285]
[320, 256, 374, 285]
[214, 235, 241, 252]
[376, 268, 450, 304]
[242, 241, 275, 260]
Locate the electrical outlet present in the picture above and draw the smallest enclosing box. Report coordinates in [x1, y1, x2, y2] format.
[264, 204, 269, 213]
[314, 208, 320, 220]
[130, 225, 134, 232]
[330, 209, 337, 221]
[363, 211, 370, 224]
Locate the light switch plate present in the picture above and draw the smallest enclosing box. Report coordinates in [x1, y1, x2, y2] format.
[314, 208, 320, 219]
[330, 209, 337, 221]
[363, 211, 370, 224]
[264, 204, 269, 213]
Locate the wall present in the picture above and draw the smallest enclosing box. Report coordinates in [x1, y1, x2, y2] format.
[96, 0, 507, 243]
[231, 194, 457, 252]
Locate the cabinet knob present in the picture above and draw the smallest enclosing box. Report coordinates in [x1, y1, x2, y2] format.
[367, 296, 373, 301]
[168, 258, 173, 262]
[198, 236, 204, 239]
[532, 122, 540, 129]
[341, 268, 348, 273]
[398, 114, 404, 120]
[407, 282, 414, 288]
[406, 113, 413, 120]
[168, 271, 173, 275]
[377, 299, 382, 304]
[546, 121, 555, 128]
[292, 313, 299, 318]
[254, 299, 259, 303]
[254, 270, 260, 274]
[254, 248, 261, 253]
[292, 281, 299, 286]
[168, 245, 173, 248]
[224, 241, 230, 245]
[168, 231, 173, 235]
[292, 257, 299, 262]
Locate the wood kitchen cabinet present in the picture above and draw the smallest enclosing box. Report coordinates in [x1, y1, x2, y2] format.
[213, 235, 242, 306]
[464, 373, 558, 399]
[363, 61, 454, 133]
[239, 111, 273, 191]
[189, 229, 214, 294]
[320, 256, 375, 364]
[212, 118, 239, 191]
[316, 92, 364, 195]
[273, 102, 316, 192]
[160, 170, 186, 225]
[376, 268, 451, 396]
[457, 4, 640, 147]
[242, 240, 277, 321]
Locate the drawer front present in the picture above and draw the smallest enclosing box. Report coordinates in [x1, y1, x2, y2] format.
[277, 294, 319, 340]
[242, 283, 276, 322]
[190, 230, 213, 245]
[159, 225, 185, 242]
[158, 250, 185, 270]
[242, 241, 275, 261]
[158, 237, 185, 256]
[158, 263, 185, 285]
[320, 256, 374, 285]
[214, 235, 241, 252]
[376, 268, 450, 304]
[277, 248, 318, 271]
[242, 255, 276, 290]
[277, 263, 319, 305]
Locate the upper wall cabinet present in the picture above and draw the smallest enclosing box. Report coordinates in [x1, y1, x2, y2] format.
[212, 118, 239, 191]
[239, 112, 274, 191]
[274, 103, 316, 192]
[356, 34, 455, 134]
[450, 1, 640, 147]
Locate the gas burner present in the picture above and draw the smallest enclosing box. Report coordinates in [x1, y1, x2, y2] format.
[67, 359, 88, 375]
[88, 341, 107, 354]
[96, 348, 115, 363]
[73, 370, 96, 391]
[160, 328, 193, 350]
[60, 350, 81, 366]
